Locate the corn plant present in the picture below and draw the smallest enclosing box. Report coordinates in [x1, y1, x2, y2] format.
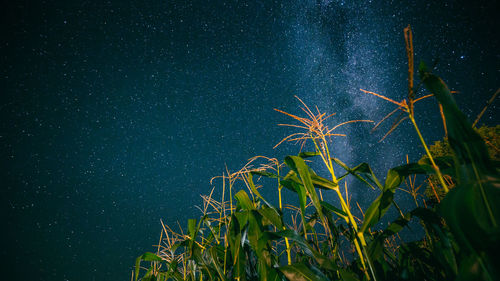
[133, 27, 499, 281]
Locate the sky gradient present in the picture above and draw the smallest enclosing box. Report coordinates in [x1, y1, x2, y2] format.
[1, 1, 498, 280]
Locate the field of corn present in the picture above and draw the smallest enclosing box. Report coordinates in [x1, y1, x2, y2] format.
[133, 26, 499, 281]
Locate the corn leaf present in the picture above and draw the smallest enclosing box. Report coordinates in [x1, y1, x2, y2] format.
[279, 263, 330, 281]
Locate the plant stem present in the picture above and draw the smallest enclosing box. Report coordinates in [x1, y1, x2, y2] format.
[409, 115, 449, 193]
[314, 136, 374, 280]
[277, 168, 292, 265]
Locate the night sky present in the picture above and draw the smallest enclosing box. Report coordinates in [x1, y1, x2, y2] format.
[1, 1, 498, 280]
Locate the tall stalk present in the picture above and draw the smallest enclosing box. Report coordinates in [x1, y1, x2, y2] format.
[312, 135, 375, 281]
[360, 25, 449, 193]
[277, 164, 292, 265]
[274, 96, 375, 280]
[404, 25, 449, 193]
[409, 115, 449, 192]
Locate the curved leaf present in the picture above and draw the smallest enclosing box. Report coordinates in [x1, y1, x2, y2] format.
[320, 201, 347, 219]
[420, 65, 500, 280]
[333, 158, 382, 190]
[279, 263, 330, 281]
[235, 190, 254, 210]
[285, 156, 325, 222]
[361, 162, 434, 233]
[269, 230, 337, 271]
[258, 206, 283, 229]
[298, 151, 321, 159]
[134, 252, 163, 281]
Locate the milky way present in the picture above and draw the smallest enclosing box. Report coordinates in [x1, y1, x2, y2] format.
[1, 1, 498, 280]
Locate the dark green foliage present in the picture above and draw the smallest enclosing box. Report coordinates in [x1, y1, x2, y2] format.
[422, 125, 500, 203]
[476, 125, 500, 160]
[420, 63, 500, 280]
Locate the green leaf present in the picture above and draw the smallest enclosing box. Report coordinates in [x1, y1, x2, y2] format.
[188, 219, 197, 239]
[310, 172, 338, 190]
[333, 158, 382, 190]
[420, 65, 500, 277]
[280, 177, 300, 193]
[339, 269, 360, 281]
[251, 170, 280, 179]
[243, 211, 281, 281]
[207, 247, 228, 281]
[247, 173, 275, 208]
[282, 168, 338, 191]
[134, 252, 163, 281]
[258, 206, 283, 229]
[360, 189, 394, 233]
[419, 64, 493, 173]
[285, 156, 325, 222]
[246, 211, 263, 253]
[320, 201, 347, 219]
[298, 151, 321, 158]
[279, 263, 330, 281]
[270, 230, 337, 271]
[439, 178, 500, 261]
[235, 190, 254, 210]
[234, 211, 249, 231]
[228, 215, 247, 280]
[361, 162, 432, 233]
[385, 163, 432, 191]
[418, 155, 455, 176]
[281, 171, 308, 234]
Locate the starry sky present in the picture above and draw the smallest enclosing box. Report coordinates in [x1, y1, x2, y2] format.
[1, 1, 498, 280]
